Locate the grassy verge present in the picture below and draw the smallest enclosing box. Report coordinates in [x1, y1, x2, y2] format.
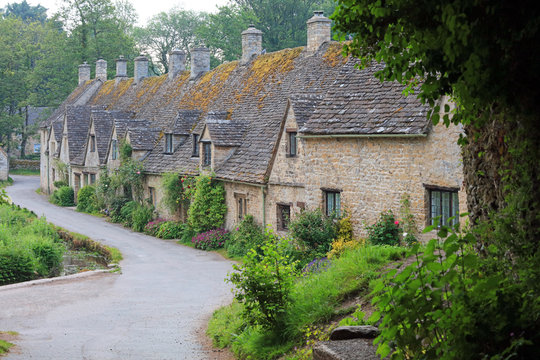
[207, 244, 406, 359]
[9, 169, 39, 176]
[0, 331, 18, 355]
[0, 177, 13, 188]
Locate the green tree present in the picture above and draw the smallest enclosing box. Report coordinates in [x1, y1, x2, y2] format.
[3, 0, 48, 23]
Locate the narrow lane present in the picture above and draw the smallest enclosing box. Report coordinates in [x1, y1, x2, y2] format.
[1, 175, 233, 359]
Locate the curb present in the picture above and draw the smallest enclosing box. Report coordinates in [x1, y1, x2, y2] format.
[0, 269, 114, 292]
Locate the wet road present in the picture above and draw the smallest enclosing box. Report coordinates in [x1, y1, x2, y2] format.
[1, 175, 234, 359]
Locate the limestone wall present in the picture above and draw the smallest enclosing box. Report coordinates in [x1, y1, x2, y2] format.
[223, 181, 264, 230]
[0, 148, 8, 181]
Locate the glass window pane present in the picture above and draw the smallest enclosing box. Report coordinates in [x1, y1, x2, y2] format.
[431, 191, 441, 225]
[327, 193, 334, 216]
[442, 191, 450, 225]
[452, 192, 459, 225]
[335, 192, 341, 216]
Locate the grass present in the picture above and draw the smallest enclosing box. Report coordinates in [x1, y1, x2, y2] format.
[0, 177, 13, 188]
[9, 169, 39, 176]
[207, 244, 406, 359]
[105, 246, 123, 263]
[0, 331, 18, 355]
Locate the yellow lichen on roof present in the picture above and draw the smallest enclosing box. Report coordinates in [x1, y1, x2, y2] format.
[237, 47, 303, 101]
[92, 78, 135, 108]
[163, 71, 190, 106]
[179, 61, 238, 111]
[92, 80, 115, 103]
[130, 75, 168, 111]
[323, 42, 349, 67]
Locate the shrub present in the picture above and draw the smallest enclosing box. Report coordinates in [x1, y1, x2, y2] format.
[131, 205, 154, 232]
[192, 228, 229, 250]
[32, 239, 64, 277]
[187, 174, 227, 233]
[180, 226, 197, 244]
[53, 180, 69, 188]
[144, 218, 167, 236]
[161, 172, 192, 214]
[227, 230, 297, 333]
[366, 210, 400, 246]
[288, 209, 337, 258]
[226, 215, 265, 258]
[109, 197, 130, 223]
[77, 186, 98, 213]
[156, 221, 185, 239]
[0, 248, 35, 285]
[399, 193, 418, 245]
[328, 215, 363, 259]
[119, 201, 138, 227]
[50, 186, 74, 206]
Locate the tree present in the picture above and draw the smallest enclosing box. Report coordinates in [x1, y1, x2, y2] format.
[3, 0, 47, 23]
[134, 7, 206, 73]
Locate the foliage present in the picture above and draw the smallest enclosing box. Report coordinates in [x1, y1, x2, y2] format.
[302, 257, 330, 275]
[161, 172, 192, 214]
[339, 305, 369, 326]
[179, 226, 197, 245]
[94, 170, 118, 211]
[109, 196, 129, 223]
[119, 200, 138, 227]
[225, 215, 265, 258]
[327, 215, 363, 259]
[116, 157, 144, 203]
[399, 193, 418, 245]
[288, 209, 337, 259]
[187, 174, 227, 233]
[50, 185, 74, 206]
[130, 204, 154, 232]
[191, 228, 229, 250]
[76, 185, 98, 213]
[227, 230, 297, 333]
[156, 221, 185, 240]
[371, 221, 539, 359]
[53, 180, 69, 188]
[144, 218, 167, 236]
[0, 248, 35, 285]
[119, 140, 132, 162]
[366, 210, 400, 246]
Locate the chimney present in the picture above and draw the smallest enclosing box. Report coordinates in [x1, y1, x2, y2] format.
[134, 54, 149, 84]
[78, 62, 91, 85]
[307, 11, 332, 52]
[115, 55, 128, 84]
[190, 46, 210, 79]
[241, 25, 263, 65]
[96, 58, 107, 81]
[168, 49, 186, 80]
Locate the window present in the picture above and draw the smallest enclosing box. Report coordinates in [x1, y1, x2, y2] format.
[50, 142, 55, 154]
[149, 187, 156, 206]
[192, 134, 199, 157]
[236, 194, 248, 220]
[429, 188, 459, 226]
[34, 144, 41, 153]
[90, 173, 96, 184]
[277, 204, 291, 230]
[324, 190, 341, 217]
[111, 139, 118, 160]
[164, 134, 173, 154]
[90, 135, 96, 152]
[203, 142, 212, 167]
[287, 131, 297, 157]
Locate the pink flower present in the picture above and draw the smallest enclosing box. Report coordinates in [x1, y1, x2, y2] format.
[136, 171, 140, 174]
[395, 221, 399, 225]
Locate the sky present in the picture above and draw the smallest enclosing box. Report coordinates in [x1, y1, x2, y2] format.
[0, 0, 229, 24]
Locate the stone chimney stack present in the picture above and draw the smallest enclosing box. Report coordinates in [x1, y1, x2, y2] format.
[307, 11, 332, 52]
[190, 46, 210, 79]
[78, 62, 91, 85]
[115, 55, 128, 84]
[168, 49, 186, 80]
[241, 25, 263, 65]
[134, 54, 149, 84]
[96, 58, 107, 81]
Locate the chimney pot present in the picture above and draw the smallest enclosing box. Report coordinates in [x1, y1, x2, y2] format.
[78, 62, 91, 85]
[190, 46, 210, 79]
[307, 11, 332, 52]
[241, 25, 263, 65]
[168, 49, 186, 80]
[134, 54, 149, 84]
[96, 58, 107, 81]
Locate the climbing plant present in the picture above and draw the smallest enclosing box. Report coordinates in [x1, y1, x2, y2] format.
[187, 174, 227, 233]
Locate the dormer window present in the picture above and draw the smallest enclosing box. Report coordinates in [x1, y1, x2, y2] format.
[164, 133, 173, 154]
[287, 130, 297, 157]
[111, 139, 118, 160]
[90, 135, 96, 152]
[203, 141, 211, 167]
[192, 134, 199, 157]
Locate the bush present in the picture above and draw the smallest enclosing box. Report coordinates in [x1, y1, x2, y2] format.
[156, 221, 185, 239]
[119, 201, 138, 227]
[187, 174, 227, 233]
[288, 209, 337, 258]
[144, 218, 167, 236]
[192, 228, 229, 250]
[180, 226, 197, 245]
[366, 210, 400, 246]
[0, 248, 35, 285]
[53, 180, 69, 188]
[50, 186, 74, 206]
[227, 230, 297, 333]
[109, 197, 130, 223]
[131, 205, 154, 232]
[328, 216, 363, 259]
[226, 215, 265, 258]
[32, 239, 64, 277]
[77, 186, 98, 213]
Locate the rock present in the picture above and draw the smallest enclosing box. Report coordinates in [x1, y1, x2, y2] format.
[313, 339, 380, 360]
[329, 326, 380, 341]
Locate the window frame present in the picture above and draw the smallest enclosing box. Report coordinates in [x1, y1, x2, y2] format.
[202, 141, 212, 167]
[148, 186, 156, 206]
[235, 193, 248, 221]
[427, 186, 460, 227]
[90, 135, 96, 152]
[164, 133, 173, 154]
[89, 173, 96, 184]
[276, 203, 291, 231]
[286, 130, 297, 157]
[323, 189, 341, 217]
[111, 139, 118, 160]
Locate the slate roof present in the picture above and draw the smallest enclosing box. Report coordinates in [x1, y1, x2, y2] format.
[300, 62, 429, 135]
[64, 105, 98, 162]
[43, 42, 430, 184]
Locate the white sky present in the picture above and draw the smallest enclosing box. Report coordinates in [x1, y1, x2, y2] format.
[0, 0, 229, 25]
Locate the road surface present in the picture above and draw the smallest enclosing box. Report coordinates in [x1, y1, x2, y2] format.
[1, 175, 234, 359]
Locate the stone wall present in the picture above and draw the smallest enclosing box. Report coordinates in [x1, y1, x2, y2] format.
[301, 123, 466, 241]
[223, 181, 264, 230]
[0, 148, 8, 181]
[9, 159, 40, 171]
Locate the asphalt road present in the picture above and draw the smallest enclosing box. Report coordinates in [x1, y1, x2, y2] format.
[1, 175, 234, 359]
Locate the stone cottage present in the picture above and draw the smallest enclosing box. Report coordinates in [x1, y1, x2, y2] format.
[40, 12, 466, 240]
[0, 146, 8, 181]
